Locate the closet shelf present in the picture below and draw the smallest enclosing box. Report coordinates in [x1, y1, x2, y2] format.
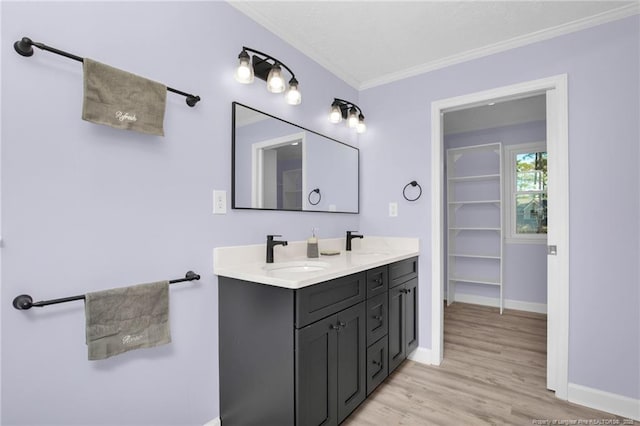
[448, 200, 501, 205]
[449, 276, 501, 286]
[448, 253, 501, 260]
[449, 227, 501, 231]
[448, 174, 500, 182]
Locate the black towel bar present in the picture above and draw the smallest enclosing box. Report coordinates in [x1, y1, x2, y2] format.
[14, 37, 201, 107]
[12, 271, 201, 310]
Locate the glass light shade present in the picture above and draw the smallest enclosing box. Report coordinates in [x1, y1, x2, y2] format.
[285, 81, 302, 105]
[329, 105, 342, 123]
[266, 64, 285, 93]
[356, 118, 367, 134]
[347, 108, 359, 128]
[235, 53, 254, 84]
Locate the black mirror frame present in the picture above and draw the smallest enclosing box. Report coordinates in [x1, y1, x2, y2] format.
[231, 102, 359, 214]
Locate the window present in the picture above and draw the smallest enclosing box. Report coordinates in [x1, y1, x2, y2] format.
[504, 142, 547, 243]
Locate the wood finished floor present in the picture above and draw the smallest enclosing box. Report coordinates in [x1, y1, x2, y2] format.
[343, 302, 633, 426]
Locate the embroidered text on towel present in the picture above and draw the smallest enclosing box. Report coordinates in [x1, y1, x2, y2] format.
[122, 334, 145, 345]
[116, 111, 137, 122]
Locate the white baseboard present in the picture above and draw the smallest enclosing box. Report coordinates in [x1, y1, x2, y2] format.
[203, 417, 221, 426]
[568, 383, 640, 421]
[407, 347, 433, 365]
[450, 293, 547, 314]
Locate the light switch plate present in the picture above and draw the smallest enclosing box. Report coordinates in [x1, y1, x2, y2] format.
[389, 202, 398, 217]
[213, 190, 227, 214]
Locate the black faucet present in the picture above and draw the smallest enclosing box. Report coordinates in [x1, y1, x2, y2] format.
[346, 231, 363, 251]
[266, 235, 288, 263]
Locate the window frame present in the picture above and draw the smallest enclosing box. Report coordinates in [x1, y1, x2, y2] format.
[504, 141, 548, 244]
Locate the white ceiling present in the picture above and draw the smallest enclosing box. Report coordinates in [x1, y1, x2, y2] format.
[230, 1, 638, 90]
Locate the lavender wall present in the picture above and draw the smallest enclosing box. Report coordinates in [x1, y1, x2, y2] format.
[359, 16, 639, 399]
[445, 120, 548, 305]
[0, 2, 359, 425]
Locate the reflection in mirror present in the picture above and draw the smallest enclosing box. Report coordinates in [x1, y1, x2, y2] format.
[232, 102, 359, 213]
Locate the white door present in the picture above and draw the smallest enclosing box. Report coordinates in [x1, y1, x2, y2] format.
[545, 86, 569, 396]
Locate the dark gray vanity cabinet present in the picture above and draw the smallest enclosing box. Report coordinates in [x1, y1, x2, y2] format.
[388, 257, 419, 374]
[296, 301, 366, 426]
[218, 257, 418, 426]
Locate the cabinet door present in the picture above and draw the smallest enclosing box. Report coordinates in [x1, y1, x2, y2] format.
[405, 278, 418, 354]
[296, 315, 338, 426]
[336, 302, 366, 424]
[366, 293, 388, 346]
[388, 284, 406, 374]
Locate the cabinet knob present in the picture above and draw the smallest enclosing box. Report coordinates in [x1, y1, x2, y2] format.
[372, 360, 381, 366]
[330, 322, 346, 331]
[374, 278, 383, 285]
[373, 315, 383, 321]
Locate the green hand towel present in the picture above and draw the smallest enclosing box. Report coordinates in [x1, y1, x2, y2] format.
[85, 280, 171, 360]
[82, 58, 167, 136]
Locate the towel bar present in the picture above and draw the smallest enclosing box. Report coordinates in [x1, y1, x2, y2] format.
[12, 271, 201, 310]
[14, 37, 201, 107]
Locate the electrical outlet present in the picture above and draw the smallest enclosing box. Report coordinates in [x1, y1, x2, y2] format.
[213, 190, 227, 214]
[389, 202, 398, 217]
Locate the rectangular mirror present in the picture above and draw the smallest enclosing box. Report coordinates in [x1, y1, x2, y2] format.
[232, 102, 359, 213]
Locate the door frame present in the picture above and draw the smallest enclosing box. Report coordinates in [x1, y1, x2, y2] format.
[430, 74, 569, 399]
[251, 131, 306, 209]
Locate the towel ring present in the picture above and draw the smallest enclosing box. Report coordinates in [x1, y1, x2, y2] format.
[403, 181, 422, 202]
[308, 188, 321, 205]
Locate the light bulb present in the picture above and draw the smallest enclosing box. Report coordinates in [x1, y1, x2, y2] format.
[347, 108, 359, 128]
[235, 50, 254, 84]
[285, 78, 301, 105]
[267, 63, 285, 93]
[329, 104, 342, 123]
[356, 115, 366, 133]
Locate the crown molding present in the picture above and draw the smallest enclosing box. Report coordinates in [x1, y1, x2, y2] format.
[360, 3, 640, 90]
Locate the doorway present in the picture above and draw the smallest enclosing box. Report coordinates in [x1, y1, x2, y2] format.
[430, 75, 569, 399]
[251, 131, 306, 209]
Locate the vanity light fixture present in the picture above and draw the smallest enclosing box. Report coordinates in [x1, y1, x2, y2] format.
[329, 98, 366, 133]
[235, 47, 301, 105]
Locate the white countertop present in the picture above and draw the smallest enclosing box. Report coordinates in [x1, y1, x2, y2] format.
[214, 236, 419, 289]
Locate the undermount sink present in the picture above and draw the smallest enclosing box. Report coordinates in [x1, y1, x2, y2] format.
[263, 261, 331, 273]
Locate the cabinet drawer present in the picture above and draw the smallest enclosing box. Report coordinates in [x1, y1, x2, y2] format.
[296, 272, 366, 328]
[366, 266, 388, 298]
[366, 336, 388, 396]
[366, 293, 388, 346]
[389, 257, 418, 288]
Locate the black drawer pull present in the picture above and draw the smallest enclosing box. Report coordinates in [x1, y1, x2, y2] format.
[372, 315, 383, 321]
[372, 359, 381, 366]
[374, 278, 383, 285]
[338, 321, 346, 328]
[400, 288, 412, 294]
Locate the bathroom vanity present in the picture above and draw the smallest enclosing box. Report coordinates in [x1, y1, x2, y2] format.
[215, 237, 419, 426]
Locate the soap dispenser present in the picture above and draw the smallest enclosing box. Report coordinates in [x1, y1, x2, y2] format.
[307, 228, 319, 258]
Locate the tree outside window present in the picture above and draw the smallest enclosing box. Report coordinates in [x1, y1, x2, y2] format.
[505, 142, 548, 243]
